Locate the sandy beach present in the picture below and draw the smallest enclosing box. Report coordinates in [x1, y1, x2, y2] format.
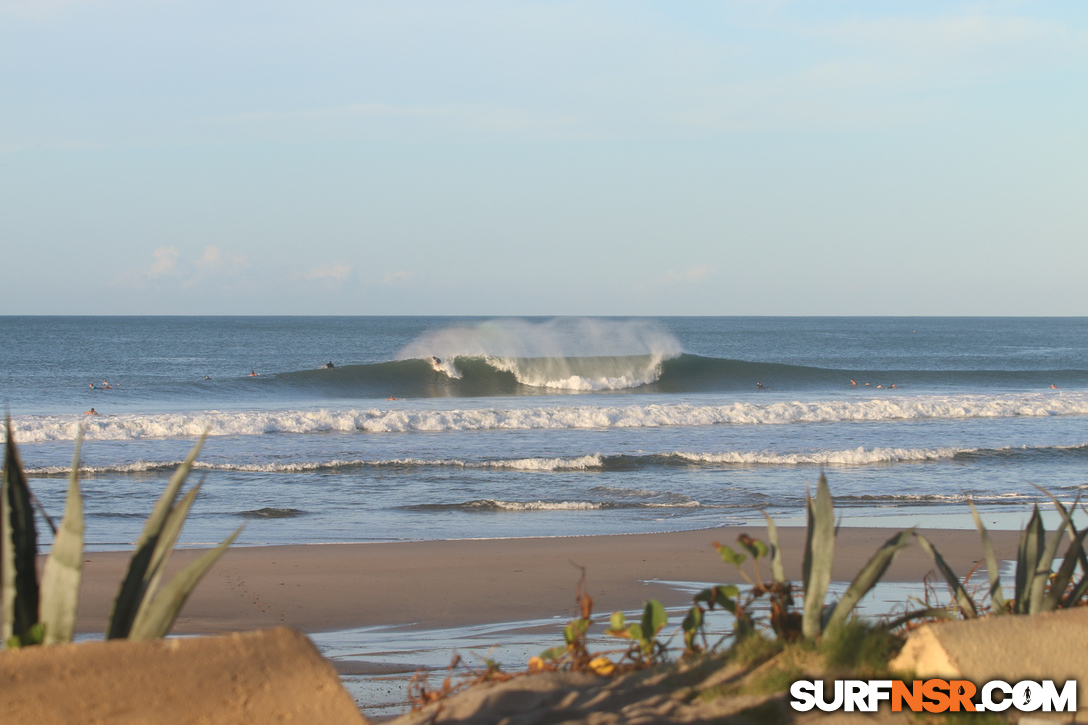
[73, 526, 1020, 636]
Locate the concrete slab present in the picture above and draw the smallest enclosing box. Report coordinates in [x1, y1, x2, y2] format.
[891, 607, 1088, 721]
[0, 627, 368, 725]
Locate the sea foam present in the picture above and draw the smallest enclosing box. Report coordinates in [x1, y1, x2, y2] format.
[7, 392, 1088, 443]
[23, 444, 1084, 476]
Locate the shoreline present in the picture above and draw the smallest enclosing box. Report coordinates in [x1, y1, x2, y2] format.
[74, 525, 1020, 636]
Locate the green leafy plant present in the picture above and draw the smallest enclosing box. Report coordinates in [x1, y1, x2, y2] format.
[681, 474, 913, 652]
[605, 599, 669, 664]
[1, 420, 241, 648]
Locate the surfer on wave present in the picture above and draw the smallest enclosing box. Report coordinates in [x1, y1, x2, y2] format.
[430, 356, 442, 370]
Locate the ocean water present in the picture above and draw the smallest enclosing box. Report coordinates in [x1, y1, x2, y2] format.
[2, 316, 1087, 550]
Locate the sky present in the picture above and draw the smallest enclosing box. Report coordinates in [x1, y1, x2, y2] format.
[1, 1, 1085, 316]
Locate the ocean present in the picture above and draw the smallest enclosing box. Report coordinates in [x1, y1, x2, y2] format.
[3, 316, 1087, 550]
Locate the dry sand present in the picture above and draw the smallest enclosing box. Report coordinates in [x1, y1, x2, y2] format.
[74, 526, 1019, 635]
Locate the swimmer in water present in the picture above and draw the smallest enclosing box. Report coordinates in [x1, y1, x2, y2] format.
[386, 396, 398, 401]
[89, 383, 95, 389]
[85, 408, 98, 415]
[248, 370, 259, 377]
[850, 379, 857, 387]
[1051, 384, 1059, 389]
[756, 382, 764, 389]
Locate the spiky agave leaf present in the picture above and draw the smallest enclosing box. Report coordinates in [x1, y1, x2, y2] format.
[825, 528, 914, 636]
[967, 500, 1005, 612]
[127, 525, 243, 640]
[39, 430, 84, 645]
[1041, 529, 1088, 612]
[2, 418, 40, 647]
[763, 511, 786, 584]
[1028, 500, 1073, 614]
[1014, 506, 1044, 614]
[108, 434, 205, 639]
[135, 482, 203, 620]
[802, 474, 835, 638]
[1031, 488, 1088, 608]
[916, 534, 978, 618]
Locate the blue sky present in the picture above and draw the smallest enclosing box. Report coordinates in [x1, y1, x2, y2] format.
[1, 1, 1085, 315]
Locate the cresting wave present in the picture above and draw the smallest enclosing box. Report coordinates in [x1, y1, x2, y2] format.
[24, 444, 1088, 476]
[256, 352, 1088, 399]
[9, 392, 1088, 443]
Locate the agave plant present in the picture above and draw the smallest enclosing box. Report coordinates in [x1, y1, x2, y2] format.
[920, 491, 1088, 616]
[1, 419, 241, 648]
[787, 475, 914, 638]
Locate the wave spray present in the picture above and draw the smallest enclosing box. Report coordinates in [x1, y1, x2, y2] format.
[397, 318, 683, 391]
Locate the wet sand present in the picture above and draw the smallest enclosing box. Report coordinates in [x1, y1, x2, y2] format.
[73, 526, 1019, 635]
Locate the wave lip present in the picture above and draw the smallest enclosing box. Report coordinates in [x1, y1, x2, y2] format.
[483, 354, 669, 391]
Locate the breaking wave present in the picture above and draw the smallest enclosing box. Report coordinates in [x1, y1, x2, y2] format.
[24, 444, 1087, 476]
[9, 392, 1088, 443]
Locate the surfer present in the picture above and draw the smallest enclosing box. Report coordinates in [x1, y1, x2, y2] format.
[430, 356, 442, 369]
[204, 375, 211, 380]
[248, 370, 259, 377]
[84, 408, 98, 415]
[386, 395, 398, 401]
[756, 382, 764, 389]
[1051, 384, 1059, 389]
[89, 383, 95, 389]
[850, 379, 857, 387]
[323, 361, 335, 369]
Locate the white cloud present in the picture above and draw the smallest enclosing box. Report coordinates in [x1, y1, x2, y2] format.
[146, 246, 180, 278]
[112, 245, 251, 291]
[195, 245, 248, 274]
[305, 262, 352, 282]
